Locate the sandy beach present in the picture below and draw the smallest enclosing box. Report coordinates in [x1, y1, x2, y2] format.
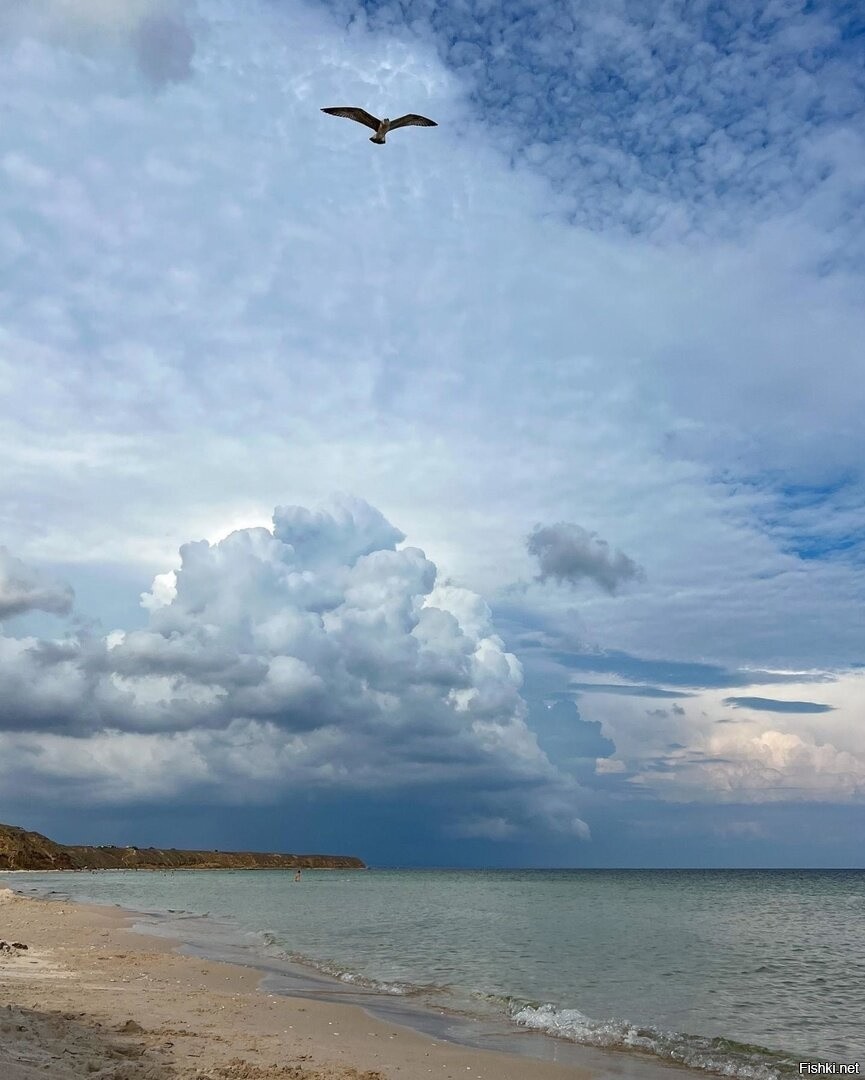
[0, 885, 605, 1080]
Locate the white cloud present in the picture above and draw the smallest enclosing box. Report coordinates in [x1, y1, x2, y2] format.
[604, 671, 865, 803]
[140, 570, 177, 611]
[0, 504, 586, 838]
[631, 728, 865, 804]
[595, 757, 626, 775]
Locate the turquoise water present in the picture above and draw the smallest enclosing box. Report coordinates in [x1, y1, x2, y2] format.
[5, 869, 863, 1078]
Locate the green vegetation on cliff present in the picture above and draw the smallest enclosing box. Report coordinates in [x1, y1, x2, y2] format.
[0, 823, 365, 871]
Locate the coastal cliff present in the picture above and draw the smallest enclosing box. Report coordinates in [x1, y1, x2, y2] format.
[0, 823, 365, 871]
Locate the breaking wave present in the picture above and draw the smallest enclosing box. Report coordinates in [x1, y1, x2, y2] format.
[510, 1003, 799, 1080]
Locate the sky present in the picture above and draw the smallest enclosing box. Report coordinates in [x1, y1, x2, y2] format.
[0, 0, 863, 867]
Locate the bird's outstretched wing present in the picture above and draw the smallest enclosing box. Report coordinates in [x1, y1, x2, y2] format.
[321, 107, 381, 132]
[388, 113, 438, 131]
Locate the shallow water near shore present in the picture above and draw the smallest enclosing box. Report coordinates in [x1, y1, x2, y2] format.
[4, 868, 863, 1079]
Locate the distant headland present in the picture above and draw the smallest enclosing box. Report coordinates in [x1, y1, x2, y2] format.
[0, 823, 365, 871]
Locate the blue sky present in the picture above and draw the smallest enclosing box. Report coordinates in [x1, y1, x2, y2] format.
[0, 0, 863, 866]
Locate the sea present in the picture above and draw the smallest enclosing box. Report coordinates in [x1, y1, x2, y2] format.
[4, 868, 863, 1080]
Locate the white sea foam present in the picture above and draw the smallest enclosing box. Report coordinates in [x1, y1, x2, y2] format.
[512, 1003, 655, 1050]
[332, 969, 413, 995]
[303, 957, 411, 995]
[511, 1004, 790, 1080]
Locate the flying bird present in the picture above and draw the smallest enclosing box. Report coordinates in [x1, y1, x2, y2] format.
[321, 107, 437, 145]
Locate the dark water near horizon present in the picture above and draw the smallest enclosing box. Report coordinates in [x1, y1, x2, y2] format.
[5, 868, 863, 1080]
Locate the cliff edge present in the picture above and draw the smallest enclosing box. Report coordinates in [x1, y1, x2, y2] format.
[0, 823, 365, 871]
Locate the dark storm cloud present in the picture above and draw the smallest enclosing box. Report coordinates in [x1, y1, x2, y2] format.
[541, 699, 615, 758]
[546, 648, 836, 690]
[0, 548, 74, 621]
[527, 523, 643, 594]
[133, 12, 196, 88]
[724, 696, 836, 714]
[567, 683, 695, 699]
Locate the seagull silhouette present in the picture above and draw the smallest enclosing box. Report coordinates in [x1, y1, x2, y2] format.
[321, 107, 437, 145]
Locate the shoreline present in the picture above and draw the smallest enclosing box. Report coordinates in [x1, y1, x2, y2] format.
[0, 884, 689, 1080]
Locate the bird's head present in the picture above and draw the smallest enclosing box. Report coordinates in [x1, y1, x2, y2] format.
[382, 118, 389, 124]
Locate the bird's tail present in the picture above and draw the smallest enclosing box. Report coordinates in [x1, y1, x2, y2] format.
[370, 135, 386, 144]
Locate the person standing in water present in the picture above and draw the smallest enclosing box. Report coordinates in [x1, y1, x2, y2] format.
[294, 869, 302, 882]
